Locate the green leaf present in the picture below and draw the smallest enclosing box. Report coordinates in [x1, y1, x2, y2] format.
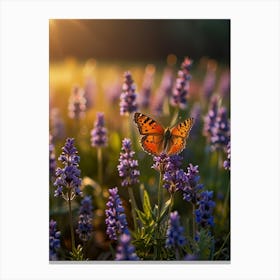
[158, 198, 171, 223]
[143, 189, 152, 218]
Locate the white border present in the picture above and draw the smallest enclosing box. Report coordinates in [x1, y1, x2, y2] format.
[0, 1, 279, 279]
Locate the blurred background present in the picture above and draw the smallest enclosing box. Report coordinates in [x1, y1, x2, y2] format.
[50, 19, 230, 63]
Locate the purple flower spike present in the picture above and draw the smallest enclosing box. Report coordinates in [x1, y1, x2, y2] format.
[115, 233, 139, 260]
[182, 164, 204, 203]
[91, 112, 108, 148]
[105, 187, 129, 241]
[49, 219, 61, 261]
[117, 138, 140, 187]
[224, 141, 231, 170]
[120, 71, 138, 116]
[203, 95, 219, 142]
[68, 86, 87, 119]
[170, 57, 192, 109]
[54, 138, 82, 200]
[152, 153, 186, 194]
[139, 64, 155, 109]
[165, 211, 186, 249]
[49, 134, 56, 180]
[76, 196, 93, 242]
[211, 107, 230, 150]
[195, 191, 216, 227]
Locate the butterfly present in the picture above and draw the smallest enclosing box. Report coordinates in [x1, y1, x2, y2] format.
[134, 112, 194, 156]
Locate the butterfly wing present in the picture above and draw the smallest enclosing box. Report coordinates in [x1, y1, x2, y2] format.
[134, 112, 164, 135]
[141, 134, 164, 155]
[134, 112, 165, 155]
[166, 118, 194, 155]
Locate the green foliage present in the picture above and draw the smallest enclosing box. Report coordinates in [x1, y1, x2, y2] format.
[69, 245, 86, 261]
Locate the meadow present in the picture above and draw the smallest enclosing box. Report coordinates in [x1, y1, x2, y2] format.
[49, 55, 230, 261]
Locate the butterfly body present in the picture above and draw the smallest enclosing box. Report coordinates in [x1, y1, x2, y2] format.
[134, 112, 194, 156]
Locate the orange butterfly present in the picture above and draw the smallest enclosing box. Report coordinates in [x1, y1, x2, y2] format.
[134, 112, 194, 156]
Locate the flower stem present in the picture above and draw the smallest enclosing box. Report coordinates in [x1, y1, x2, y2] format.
[157, 171, 163, 212]
[155, 171, 164, 260]
[192, 203, 196, 240]
[97, 147, 103, 185]
[128, 185, 138, 231]
[67, 191, 75, 251]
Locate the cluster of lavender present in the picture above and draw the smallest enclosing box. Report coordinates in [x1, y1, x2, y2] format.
[151, 67, 174, 116]
[54, 138, 82, 200]
[50, 108, 65, 142]
[83, 77, 96, 109]
[202, 63, 217, 100]
[120, 71, 138, 116]
[90, 112, 108, 148]
[105, 187, 129, 241]
[170, 57, 192, 109]
[104, 80, 122, 104]
[190, 103, 202, 138]
[195, 191, 215, 227]
[117, 138, 140, 187]
[218, 70, 230, 98]
[49, 134, 56, 179]
[76, 196, 93, 242]
[49, 219, 61, 261]
[182, 164, 204, 204]
[115, 233, 139, 260]
[153, 155, 215, 230]
[139, 64, 155, 108]
[224, 141, 231, 170]
[68, 86, 87, 119]
[165, 211, 186, 249]
[204, 95, 230, 150]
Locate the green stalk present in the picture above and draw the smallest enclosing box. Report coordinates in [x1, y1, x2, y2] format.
[155, 171, 164, 260]
[97, 147, 103, 185]
[157, 171, 163, 213]
[192, 203, 196, 240]
[128, 185, 138, 231]
[67, 190, 75, 251]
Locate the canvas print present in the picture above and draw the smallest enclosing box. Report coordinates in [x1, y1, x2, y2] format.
[49, 19, 230, 261]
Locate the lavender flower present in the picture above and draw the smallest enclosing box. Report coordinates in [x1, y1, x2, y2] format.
[152, 153, 186, 193]
[190, 103, 202, 138]
[170, 57, 192, 109]
[139, 64, 155, 108]
[120, 71, 138, 116]
[49, 219, 60, 261]
[105, 187, 129, 241]
[211, 107, 230, 150]
[160, 67, 174, 97]
[49, 134, 56, 179]
[218, 70, 230, 98]
[68, 86, 87, 119]
[195, 191, 216, 228]
[182, 164, 204, 203]
[202, 67, 216, 100]
[151, 88, 165, 116]
[54, 138, 82, 200]
[115, 233, 139, 260]
[165, 211, 186, 249]
[104, 80, 122, 104]
[203, 95, 219, 142]
[117, 138, 140, 187]
[224, 141, 231, 170]
[76, 196, 93, 242]
[90, 112, 108, 148]
[50, 108, 65, 142]
[84, 78, 96, 109]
